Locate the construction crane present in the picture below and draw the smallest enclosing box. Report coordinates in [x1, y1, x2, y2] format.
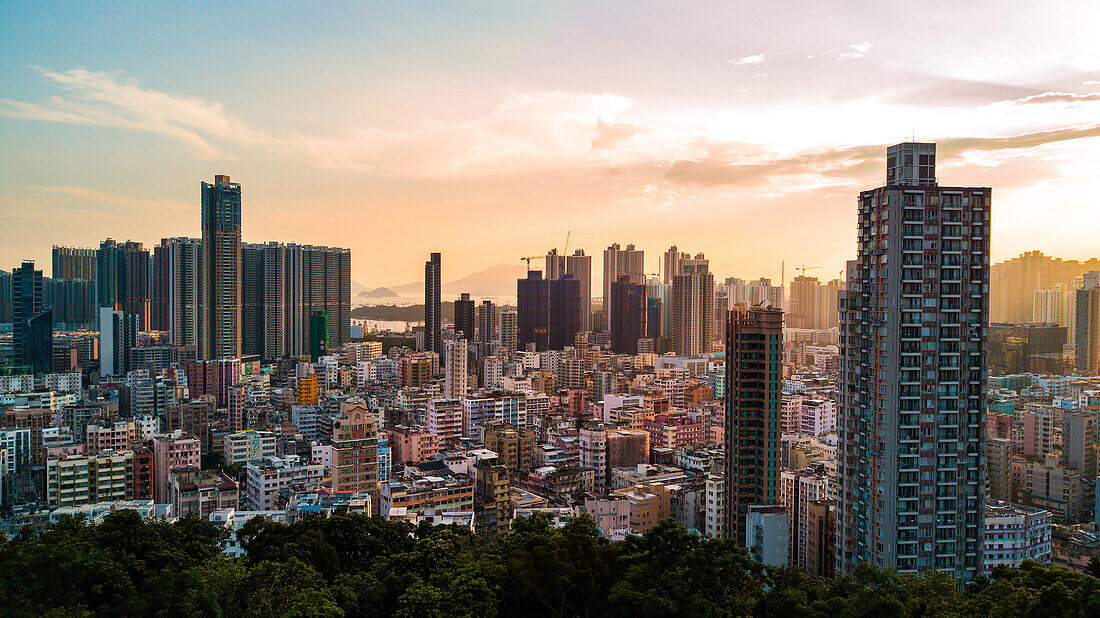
[562, 230, 571, 255]
[520, 255, 546, 269]
[794, 265, 821, 277]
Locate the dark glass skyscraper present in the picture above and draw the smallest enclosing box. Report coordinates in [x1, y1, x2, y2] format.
[200, 174, 242, 359]
[13, 261, 53, 373]
[610, 275, 646, 354]
[723, 305, 782, 546]
[548, 274, 582, 350]
[425, 253, 442, 357]
[517, 270, 549, 352]
[455, 292, 475, 341]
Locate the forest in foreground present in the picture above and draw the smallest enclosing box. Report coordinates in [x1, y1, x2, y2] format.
[1, 511, 1098, 617]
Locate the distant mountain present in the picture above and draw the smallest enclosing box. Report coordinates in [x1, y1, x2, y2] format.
[387, 262, 526, 298]
[352, 280, 368, 295]
[359, 287, 399, 298]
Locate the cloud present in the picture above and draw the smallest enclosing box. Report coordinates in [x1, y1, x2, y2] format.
[0, 68, 269, 159]
[729, 53, 767, 66]
[885, 75, 1037, 107]
[833, 43, 871, 61]
[661, 124, 1100, 188]
[1001, 91, 1100, 105]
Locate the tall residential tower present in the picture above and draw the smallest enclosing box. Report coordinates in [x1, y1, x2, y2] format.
[200, 175, 242, 359]
[837, 142, 989, 580]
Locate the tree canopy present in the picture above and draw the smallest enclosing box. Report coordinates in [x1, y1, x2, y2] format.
[0, 511, 1097, 617]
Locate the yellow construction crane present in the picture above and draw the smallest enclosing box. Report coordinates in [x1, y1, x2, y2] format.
[520, 255, 546, 269]
[794, 265, 821, 277]
[562, 230, 571, 255]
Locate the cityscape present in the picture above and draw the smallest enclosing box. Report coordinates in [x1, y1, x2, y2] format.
[3, 2, 1100, 616]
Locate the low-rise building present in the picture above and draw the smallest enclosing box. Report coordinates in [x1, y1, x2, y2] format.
[983, 500, 1052, 575]
[45, 450, 135, 509]
[170, 469, 239, 520]
[381, 473, 475, 516]
[243, 455, 325, 511]
[746, 505, 788, 567]
[223, 430, 278, 466]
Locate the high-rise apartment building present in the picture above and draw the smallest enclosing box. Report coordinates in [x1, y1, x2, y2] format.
[603, 243, 644, 330]
[662, 246, 709, 284]
[43, 277, 96, 327]
[837, 142, 989, 581]
[332, 400, 380, 510]
[155, 237, 202, 347]
[444, 338, 468, 400]
[724, 305, 782, 545]
[548, 274, 582, 350]
[1075, 276, 1100, 375]
[671, 259, 715, 356]
[500, 310, 517, 352]
[52, 246, 97, 280]
[99, 308, 138, 377]
[455, 292, 475, 342]
[238, 242, 351, 359]
[548, 248, 593, 331]
[610, 275, 647, 354]
[13, 261, 53, 373]
[96, 239, 150, 330]
[518, 271, 549, 352]
[789, 276, 841, 330]
[992, 251, 1100, 324]
[477, 300, 497, 343]
[425, 253, 442, 358]
[200, 175, 242, 359]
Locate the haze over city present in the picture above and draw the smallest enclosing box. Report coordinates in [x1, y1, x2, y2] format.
[3, 2, 1100, 288]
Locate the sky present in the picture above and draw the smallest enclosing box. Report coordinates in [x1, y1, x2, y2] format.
[2, 1, 1100, 293]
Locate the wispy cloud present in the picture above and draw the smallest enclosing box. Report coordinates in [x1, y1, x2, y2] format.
[833, 42, 872, 61]
[660, 124, 1100, 188]
[0, 68, 269, 159]
[728, 53, 767, 66]
[1001, 90, 1100, 105]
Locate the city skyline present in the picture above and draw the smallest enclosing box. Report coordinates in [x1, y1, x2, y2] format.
[3, 2, 1100, 286]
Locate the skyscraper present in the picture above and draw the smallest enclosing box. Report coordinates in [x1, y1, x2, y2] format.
[158, 237, 202, 348]
[13, 261, 53, 373]
[200, 174, 242, 359]
[240, 241, 352, 360]
[477, 300, 497, 343]
[455, 293, 475, 342]
[517, 271, 549, 352]
[1075, 275, 1100, 375]
[96, 239, 150, 330]
[603, 243, 644, 330]
[548, 274, 582, 350]
[425, 253, 442, 357]
[788, 276, 841, 330]
[500, 310, 517, 352]
[724, 305, 782, 545]
[837, 142, 989, 581]
[52, 246, 97, 280]
[610, 275, 646, 354]
[547, 248, 592, 331]
[671, 259, 715, 356]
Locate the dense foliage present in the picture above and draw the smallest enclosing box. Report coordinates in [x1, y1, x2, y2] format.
[1, 511, 1099, 617]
